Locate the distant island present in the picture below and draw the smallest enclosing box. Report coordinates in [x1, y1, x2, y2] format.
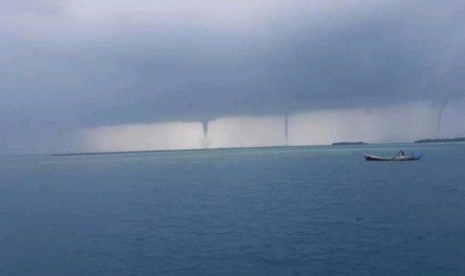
[414, 137, 465, 143]
[331, 141, 367, 146]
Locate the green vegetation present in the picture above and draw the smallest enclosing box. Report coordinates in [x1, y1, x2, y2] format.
[331, 142, 367, 146]
[414, 137, 465, 143]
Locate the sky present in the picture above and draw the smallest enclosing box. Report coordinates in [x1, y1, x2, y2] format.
[1, 0, 464, 154]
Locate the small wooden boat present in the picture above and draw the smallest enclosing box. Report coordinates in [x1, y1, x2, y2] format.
[363, 154, 421, 161]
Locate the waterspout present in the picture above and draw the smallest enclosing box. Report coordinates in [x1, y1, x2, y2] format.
[201, 120, 211, 149]
[284, 114, 289, 146]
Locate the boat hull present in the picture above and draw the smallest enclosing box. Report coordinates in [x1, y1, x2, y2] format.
[364, 154, 421, 161]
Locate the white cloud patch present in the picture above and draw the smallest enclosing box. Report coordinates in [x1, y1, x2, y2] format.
[207, 115, 286, 148]
[289, 102, 440, 145]
[79, 100, 465, 153]
[80, 122, 204, 152]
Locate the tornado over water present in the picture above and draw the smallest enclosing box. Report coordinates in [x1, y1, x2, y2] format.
[284, 114, 289, 146]
[201, 120, 210, 148]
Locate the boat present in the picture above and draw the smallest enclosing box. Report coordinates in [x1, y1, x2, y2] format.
[363, 153, 421, 161]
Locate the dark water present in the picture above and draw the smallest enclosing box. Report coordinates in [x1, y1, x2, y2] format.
[1, 144, 465, 275]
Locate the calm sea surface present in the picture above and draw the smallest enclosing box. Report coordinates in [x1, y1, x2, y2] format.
[1, 144, 465, 275]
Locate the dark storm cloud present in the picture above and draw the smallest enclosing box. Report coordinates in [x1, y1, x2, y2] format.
[85, 2, 464, 123]
[0, 0, 67, 15]
[1, 0, 465, 153]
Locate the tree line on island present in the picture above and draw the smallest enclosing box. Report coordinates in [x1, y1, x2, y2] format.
[414, 137, 465, 143]
[331, 136, 465, 146]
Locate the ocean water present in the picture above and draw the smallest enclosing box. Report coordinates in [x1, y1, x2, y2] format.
[1, 144, 465, 275]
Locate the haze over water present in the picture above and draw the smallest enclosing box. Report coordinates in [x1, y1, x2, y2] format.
[2, 143, 465, 275]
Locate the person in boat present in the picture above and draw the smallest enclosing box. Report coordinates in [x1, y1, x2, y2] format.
[397, 150, 405, 158]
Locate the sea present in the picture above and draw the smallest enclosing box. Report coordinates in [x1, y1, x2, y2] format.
[1, 143, 465, 275]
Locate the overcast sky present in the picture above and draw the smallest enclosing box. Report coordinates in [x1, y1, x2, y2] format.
[1, 0, 464, 154]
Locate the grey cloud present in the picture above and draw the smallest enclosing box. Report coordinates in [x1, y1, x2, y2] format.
[1, 0, 465, 153]
[0, 0, 67, 16]
[81, 5, 465, 121]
